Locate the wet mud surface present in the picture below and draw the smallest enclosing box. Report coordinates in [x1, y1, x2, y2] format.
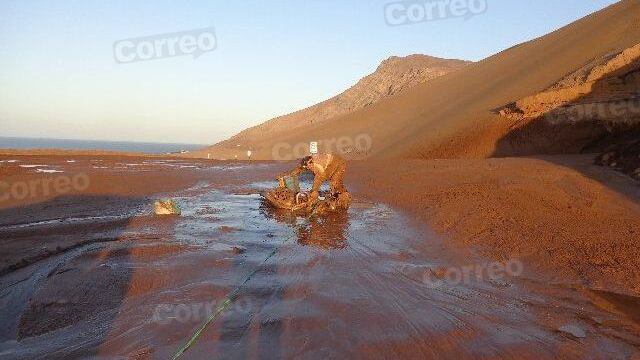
[1, 160, 639, 359]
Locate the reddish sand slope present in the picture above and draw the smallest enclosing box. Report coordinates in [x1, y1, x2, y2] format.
[195, 0, 640, 161]
[194, 55, 470, 159]
[495, 42, 640, 156]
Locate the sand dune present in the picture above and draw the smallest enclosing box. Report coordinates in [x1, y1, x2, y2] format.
[494, 42, 640, 157]
[198, 0, 640, 161]
[196, 55, 470, 159]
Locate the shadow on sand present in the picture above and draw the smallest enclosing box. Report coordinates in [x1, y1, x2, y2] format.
[491, 56, 640, 203]
[0, 193, 158, 359]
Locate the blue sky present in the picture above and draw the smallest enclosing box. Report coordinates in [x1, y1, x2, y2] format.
[0, 0, 619, 144]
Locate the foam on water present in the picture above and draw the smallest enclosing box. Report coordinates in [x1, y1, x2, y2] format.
[35, 169, 64, 174]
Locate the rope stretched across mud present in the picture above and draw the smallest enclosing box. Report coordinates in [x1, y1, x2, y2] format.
[171, 211, 313, 359]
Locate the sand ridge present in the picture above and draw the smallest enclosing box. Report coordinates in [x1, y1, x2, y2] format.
[195, 0, 640, 161]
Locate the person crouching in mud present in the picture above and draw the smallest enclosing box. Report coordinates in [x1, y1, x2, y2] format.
[287, 153, 351, 210]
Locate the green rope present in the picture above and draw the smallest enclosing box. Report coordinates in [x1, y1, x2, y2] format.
[171, 245, 283, 359]
[172, 209, 318, 359]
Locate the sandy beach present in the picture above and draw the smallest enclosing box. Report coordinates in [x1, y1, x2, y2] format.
[1, 154, 639, 359]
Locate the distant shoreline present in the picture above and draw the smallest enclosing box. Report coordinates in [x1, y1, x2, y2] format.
[0, 137, 206, 155]
[0, 148, 157, 157]
[0, 149, 275, 162]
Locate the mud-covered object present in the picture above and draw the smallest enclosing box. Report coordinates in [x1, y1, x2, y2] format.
[311, 194, 352, 215]
[264, 187, 351, 213]
[154, 199, 181, 215]
[264, 187, 298, 210]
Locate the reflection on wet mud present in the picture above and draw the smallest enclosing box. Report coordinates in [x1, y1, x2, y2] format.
[296, 211, 349, 250]
[260, 202, 349, 250]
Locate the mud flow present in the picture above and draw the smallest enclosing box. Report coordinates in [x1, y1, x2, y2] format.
[1, 163, 639, 359]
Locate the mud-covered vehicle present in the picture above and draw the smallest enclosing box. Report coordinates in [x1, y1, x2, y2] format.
[263, 174, 351, 214]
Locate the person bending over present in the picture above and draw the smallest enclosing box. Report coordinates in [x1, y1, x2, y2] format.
[285, 153, 349, 208]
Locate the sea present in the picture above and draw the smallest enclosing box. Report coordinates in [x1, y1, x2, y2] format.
[0, 137, 205, 154]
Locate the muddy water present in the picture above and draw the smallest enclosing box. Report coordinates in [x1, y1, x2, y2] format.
[1, 164, 639, 359]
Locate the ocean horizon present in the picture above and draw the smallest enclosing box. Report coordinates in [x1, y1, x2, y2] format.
[0, 137, 205, 154]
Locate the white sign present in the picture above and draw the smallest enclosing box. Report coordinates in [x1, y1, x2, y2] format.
[309, 142, 318, 154]
[247, 150, 252, 158]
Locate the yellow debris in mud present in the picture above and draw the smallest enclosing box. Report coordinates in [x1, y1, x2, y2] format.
[154, 199, 181, 216]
